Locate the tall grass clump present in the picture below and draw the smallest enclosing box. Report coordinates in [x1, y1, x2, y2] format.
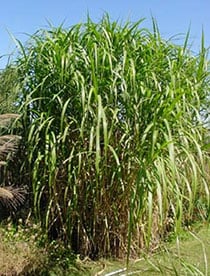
[16, 15, 210, 258]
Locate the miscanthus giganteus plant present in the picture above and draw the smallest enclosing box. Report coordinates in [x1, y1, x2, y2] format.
[16, 15, 210, 258]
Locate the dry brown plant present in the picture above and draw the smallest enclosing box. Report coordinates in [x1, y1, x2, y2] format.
[0, 113, 25, 212]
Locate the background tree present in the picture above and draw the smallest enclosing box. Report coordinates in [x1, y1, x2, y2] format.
[0, 66, 19, 114]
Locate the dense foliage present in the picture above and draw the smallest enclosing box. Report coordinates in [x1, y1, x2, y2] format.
[10, 16, 210, 258]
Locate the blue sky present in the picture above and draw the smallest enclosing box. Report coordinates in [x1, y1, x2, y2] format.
[0, 0, 209, 69]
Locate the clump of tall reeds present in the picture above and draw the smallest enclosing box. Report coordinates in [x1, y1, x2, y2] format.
[16, 15, 210, 258]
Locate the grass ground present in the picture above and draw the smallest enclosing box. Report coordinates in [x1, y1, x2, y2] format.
[0, 222, 210, 275]
[97, 224, 210, 276]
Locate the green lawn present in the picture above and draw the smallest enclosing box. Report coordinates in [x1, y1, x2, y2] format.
[88, 224, 210, 276]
